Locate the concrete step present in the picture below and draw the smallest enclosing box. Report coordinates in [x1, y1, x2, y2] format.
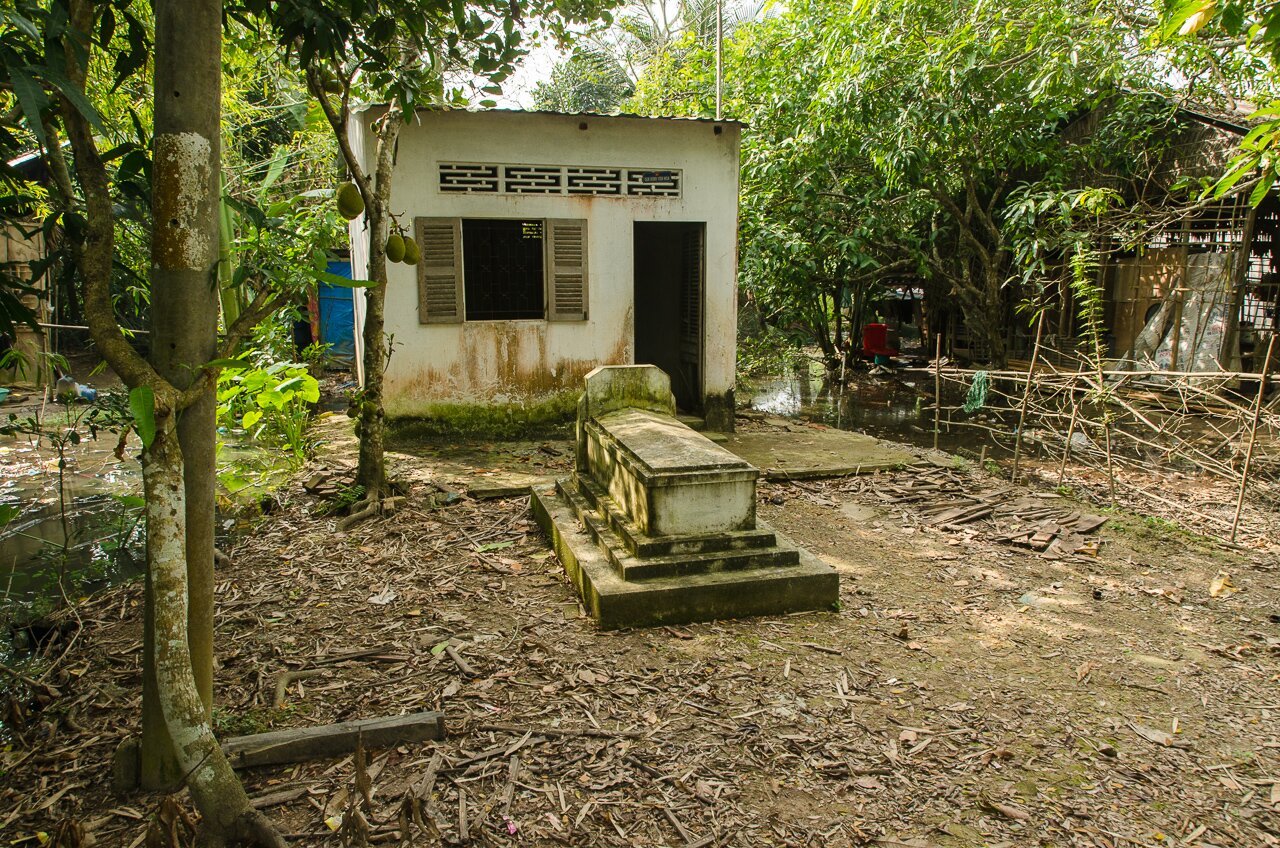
[564, 476, 779, 558]
[531, 483, 840, 630]
[606, 541, 800, 581]
[558, 481, 798, 580]
[675, 414, 706, 431]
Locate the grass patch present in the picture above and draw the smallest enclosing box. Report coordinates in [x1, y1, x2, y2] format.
[387, 395, 578, 441]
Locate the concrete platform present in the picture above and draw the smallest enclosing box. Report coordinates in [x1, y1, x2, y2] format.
[721, 428, 918, 480]
[532, 483, 839, 629]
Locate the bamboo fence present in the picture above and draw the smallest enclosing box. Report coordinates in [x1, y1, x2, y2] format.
[897, 342, 1280, 542]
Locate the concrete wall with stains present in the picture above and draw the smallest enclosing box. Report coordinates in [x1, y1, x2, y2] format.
[348, 109, 741, 426]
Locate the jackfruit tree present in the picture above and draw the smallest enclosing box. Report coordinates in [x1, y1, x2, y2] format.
[5, 0, 286, 842]
[243, 0, 617, 522]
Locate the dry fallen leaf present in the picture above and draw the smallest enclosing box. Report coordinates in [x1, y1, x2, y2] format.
[982, 798, 1031, 821]
[1076, 661, 1094, 683]
[1129, 721, 1186, 748]
[1209, 572, 1237, 599]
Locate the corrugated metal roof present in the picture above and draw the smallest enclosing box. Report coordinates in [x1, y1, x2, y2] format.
[1176, 100, 1259, 134]
[479, 107, 744, 126]
[361, 103, 745, 126]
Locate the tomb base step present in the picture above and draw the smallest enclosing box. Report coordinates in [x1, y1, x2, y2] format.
[532, 483, 839, 629]
[557, 477, 800, 580]
[562, 476, 780, 558]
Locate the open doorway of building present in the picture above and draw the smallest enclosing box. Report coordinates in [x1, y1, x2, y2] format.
[633, 222, 705, 414]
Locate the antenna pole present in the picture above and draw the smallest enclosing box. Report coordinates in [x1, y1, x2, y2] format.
[715, 0, 724, 120]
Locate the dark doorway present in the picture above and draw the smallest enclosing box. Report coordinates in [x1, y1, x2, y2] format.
[633, 222, 705, 413]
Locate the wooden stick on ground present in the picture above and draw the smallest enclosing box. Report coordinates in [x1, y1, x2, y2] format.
[444, 645, 477, 677]
[222, 711, 445, 769]
[476, 722, 643, 739]
[1011, 310, 1046, 483]
[1230, 334, 1276, 543]
[934, 332, 943, 451]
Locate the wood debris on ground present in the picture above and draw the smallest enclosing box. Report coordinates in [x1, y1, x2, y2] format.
[1, 440, 1278, 848]
[867, 468, 1108, 558]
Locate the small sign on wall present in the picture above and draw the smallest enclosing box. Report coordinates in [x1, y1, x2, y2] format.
[638, 170, 675, 183]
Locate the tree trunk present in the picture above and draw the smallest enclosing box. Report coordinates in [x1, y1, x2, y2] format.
[143, 420, 283, 848]
[140, 0, 220, 790]
[354, 110, 405, 499]
[143, 2, 283, 843]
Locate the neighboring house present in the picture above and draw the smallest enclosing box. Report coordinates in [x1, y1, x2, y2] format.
[346, 108, 743, 430]
[1056, 100, 1280, 373]
[0, 223, 50, 387]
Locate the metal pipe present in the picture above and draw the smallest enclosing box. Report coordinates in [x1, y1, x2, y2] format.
[715, 0, 723, 121]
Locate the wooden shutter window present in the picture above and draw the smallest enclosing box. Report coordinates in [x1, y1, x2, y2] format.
[416, 217, 463, 324]
[545, 218, 588, 322]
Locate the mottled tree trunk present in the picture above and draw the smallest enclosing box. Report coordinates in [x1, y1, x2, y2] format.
[139, 0, 220, 790]
[353, 109, 404, 499]
[141, 2, 283, 843]
[143, 420, 282, 847]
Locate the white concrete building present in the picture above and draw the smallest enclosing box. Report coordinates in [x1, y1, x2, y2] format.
[347, 108, 742, 431]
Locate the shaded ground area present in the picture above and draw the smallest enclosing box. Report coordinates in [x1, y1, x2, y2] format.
[3, 421, 1279, 847]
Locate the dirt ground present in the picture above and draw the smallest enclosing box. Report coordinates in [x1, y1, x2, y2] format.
[3, 418, 1280, 848]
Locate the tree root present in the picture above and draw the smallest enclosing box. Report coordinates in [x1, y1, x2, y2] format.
[191, 809, 286, 848]
[336, 495, 405, 531]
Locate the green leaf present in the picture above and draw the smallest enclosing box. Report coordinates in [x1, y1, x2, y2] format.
[257, 151, 289, 198]
[255, 389, 287, 410]
[1213, 153, 1260, 199]
[0, 503, 21, 528]
[298, 380, 321, 404]
[205, 357, 249, 370]
[430, 641, 450, 656]
[242, 408, 263, 429]
[224, 196, 267, 230]
[1249, 168, 1275, 206]
[1160, 0, 1215, 39]
[306, 268, 376, 287]
[129, 386, 156, 448]
[9, 66, 50, 149]
[475, 541, 514, 552]
[40, 65, 107, 132]
[0, 9, 40, 40]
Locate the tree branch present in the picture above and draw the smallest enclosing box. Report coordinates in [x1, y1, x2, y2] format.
[304, 60, 372, 208]
[59, 0, 163, 393]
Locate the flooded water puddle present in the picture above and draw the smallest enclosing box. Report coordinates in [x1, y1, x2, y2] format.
[739, 368, 1021, 458]
[1, 423, 145, 608]
[1, 404, 289, 624]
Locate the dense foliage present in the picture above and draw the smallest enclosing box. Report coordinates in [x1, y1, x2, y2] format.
[624, 0, 1277, 369]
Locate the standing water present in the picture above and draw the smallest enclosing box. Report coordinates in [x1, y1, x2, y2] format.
[1, 398, 146, 663]
[738, 364, 1020, 457]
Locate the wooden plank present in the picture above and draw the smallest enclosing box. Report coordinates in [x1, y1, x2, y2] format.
[1072, 515, 1108, 534]
[222, 711, 445, 769]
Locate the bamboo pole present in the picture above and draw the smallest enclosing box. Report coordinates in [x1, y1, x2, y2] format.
[933, 332, 942, 451]
[1058, 398, 1080, 487]
[1011, 311, 1046, 483]
[898, 366, 1274, 381]
[1230, 334, 1276, 543]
